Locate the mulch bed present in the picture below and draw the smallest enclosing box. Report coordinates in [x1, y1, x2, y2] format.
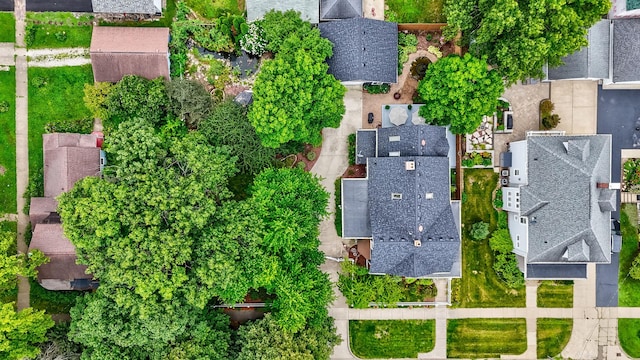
[342, 164, 366, 178]
[295, 144, 322, 171]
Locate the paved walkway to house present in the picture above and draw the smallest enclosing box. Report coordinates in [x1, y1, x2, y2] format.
[551, 80, 599, 135]
[14, 0, 30, 311]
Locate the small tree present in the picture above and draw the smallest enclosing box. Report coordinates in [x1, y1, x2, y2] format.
[489, 229, 513, 253]
[470, 221, 490, 240]
[542, 114, 561, 130]
[630, 256, 640, 280]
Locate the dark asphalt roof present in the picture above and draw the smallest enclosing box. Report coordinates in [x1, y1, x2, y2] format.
[548, 20, 610, 80]
[355, 130, 376, 165]
[526, 264, 587, 279]
[341, 179, 371, 238]
[319, 18, 398, 83]
[0, 0, 13, 11]
[521, 135, 613, 264]
[26, 0, 92, 11]
[321, 0, 361, 20]
[613, 18, 640, 82]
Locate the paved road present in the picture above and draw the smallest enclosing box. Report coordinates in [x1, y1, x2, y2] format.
[0, 0, 12, 11]
[25, 0, 92, 12]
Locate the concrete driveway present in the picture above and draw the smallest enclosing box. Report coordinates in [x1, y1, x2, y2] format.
[550, 80, 599, 135]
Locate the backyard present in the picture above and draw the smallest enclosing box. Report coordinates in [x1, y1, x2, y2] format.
[385, 0, 445, 23]
[537, 281, 573, 308]
[0, 67, 16, 215]
[27, 66, 94, 179]
[184, 0, 244, 18]
[447, 318, 527, 358]
[537, 318, 572, 358]
[25, 12, 93, 49]
[349, 320, 435, 358]
[451, 169, 526, 307]
[618, 203, 640, 307]
[0, 12, 15, 43]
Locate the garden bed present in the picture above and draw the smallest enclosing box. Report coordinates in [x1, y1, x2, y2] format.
[294, 144, 321, 172]
[461, 151, 493, 168]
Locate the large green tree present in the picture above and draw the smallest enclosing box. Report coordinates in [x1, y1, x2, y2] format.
[249, 13, 345, 148]
[0, 303, 54, 360]
[444, 0, 610, 82]
[417, 54, 504, 134]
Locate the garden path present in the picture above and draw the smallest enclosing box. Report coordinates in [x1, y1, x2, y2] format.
[27, 47, 90, 67]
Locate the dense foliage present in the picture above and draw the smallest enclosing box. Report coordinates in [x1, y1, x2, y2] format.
[470, 221, 490, 240]
[444, 0, 611, 83]
[249, 11, 345, 148]
[488, 214, 524, 288]
[623, 159, 640, 192]
[417, 54, 504, 134]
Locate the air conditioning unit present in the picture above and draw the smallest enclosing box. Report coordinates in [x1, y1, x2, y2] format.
[405, 161, 416, 170]
[501, 178, 508, 186]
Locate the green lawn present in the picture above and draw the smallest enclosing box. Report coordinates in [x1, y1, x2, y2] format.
[385, 0, 445, 23]
[447, 318, 527, 358]
[349, 320, 434, 358]
[620, 319, 640, 358]
[0, 12, 15, 42]
[537, 281, 573, 308]
[0, 67, 16, 215]
[619, 204, 640, 307]
[184, 0, 243, 18]
[451, 169, 525, 307]
[26, 12, 92, 49]
[537, 318, 572, 358]
[27, 66, 93, 179]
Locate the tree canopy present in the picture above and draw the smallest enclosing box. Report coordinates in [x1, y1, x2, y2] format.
[249, 12, 345, 148]
[443, 0, 610, 82]
[417, 54, 504, 134]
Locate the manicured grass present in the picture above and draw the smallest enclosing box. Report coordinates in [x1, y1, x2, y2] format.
[447, 318, 527, 358]
[451, 169, 525, 307]
[29, 278, 84, 314]
[27, 66, 93, 178]
[620, 319, 640, 358]
[385, 0, 445, 23]
[619, 203, 640, 307]
[349, 320, 435, 358]
[0, 67, 16, 215]
[537, 281, 573, 308]
[184, 0, 243, 18]
[0, 12, 15, 42]
[26, 12, 92, 49]
[537, 318, 572, 358]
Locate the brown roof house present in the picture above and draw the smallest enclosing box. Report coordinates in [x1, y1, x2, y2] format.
[90, 26, 170, 83]
[29, 133, 104, 291]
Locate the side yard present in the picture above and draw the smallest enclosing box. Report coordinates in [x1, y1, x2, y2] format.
[618, 203, 640, 357]
[349, 320, 435, 359]
[451, 169, 525, 307]
[27, 66, 93, 187]
[0, 67, 16, 214]
[26, 12, 93, 49]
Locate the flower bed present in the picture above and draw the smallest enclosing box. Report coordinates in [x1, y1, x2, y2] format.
[462, 151, 493, 168]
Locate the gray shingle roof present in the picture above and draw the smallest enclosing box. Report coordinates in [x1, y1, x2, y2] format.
[246, 0, 320, 23]
[522, 135, 612, 264]
[341, 179, 371, 238]
[355, 130, 376, 165]
[91, 0, 161, 14]
[321, 0, 362, 20]
[319, 18, 398, 83]
[548, 20, 610, 80]
[613, 18, 640, 82]
[376, 125, 449, 158]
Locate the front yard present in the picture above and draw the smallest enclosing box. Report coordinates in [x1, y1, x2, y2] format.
[0, 12, 15, 42]
[618, 203, 640, 307]
[27, 66, 93, 180]
[537, 318, 572, 358]
[451, 169, 525, 307]
[619, 319, 640, 358]
[26, 12, 93, 49]
[349, 320, 435, 358]
[0, 67, 16, 215]
[447, 318, 527, 358]
[537, 281, 573, 308]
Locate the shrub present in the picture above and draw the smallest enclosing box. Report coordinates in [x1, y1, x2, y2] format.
[348, 133, 356, 165]
[489, 228, 513, 253]
[334, 177, 342, 236]
[45, 118, 93, 134]
[408, 104, 412, 110]
[306, 151, 316, 161]
[54, 31, 67, 42]
[494, 189, 503, 208]
[461, 192, 468, 204]
[470, 221, 490, 240]
[385, 105, 390, 110]
[497, 211, 508, 229]
[426, 33, 433, 41]
[482, 157, 492, 166]
[540, 99, 555, 116]
[542, 114, 561, 130]
[462, 158, 474, 167]
[296, 161, 306, 170]
[363, 83, 391, 94]
[0, 100, 9, 113]
[493, 252, 524, 288]
[630, 256, 640, 280]
[427, 45, 442, 59]
[410, 56, 431, 80]
[30, 76, 47, 88]
[398, 32, 418, 47]
[240, 22, 267, 56]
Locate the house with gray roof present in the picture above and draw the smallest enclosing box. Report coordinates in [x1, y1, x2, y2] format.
[546, 19, 640, 87]
[342, 125, 461, 278]
[321, 0, 362, 21]
[92, 0, 163, 14]
[501, 134, 615, 279]
[319, 17, 398, 84]
[246, 0, 320, 23]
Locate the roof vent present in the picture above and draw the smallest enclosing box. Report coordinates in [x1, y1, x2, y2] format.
[391, 193, 402, 200]
[421, 139, 426, 146]
[405, 161, 416, 170]
[389, 135, 400, 142]
[425, 192, 434, 199]
[414, 240, 421, 247]
[389, 151, 400, 157]
[418, 225, 424, 232]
